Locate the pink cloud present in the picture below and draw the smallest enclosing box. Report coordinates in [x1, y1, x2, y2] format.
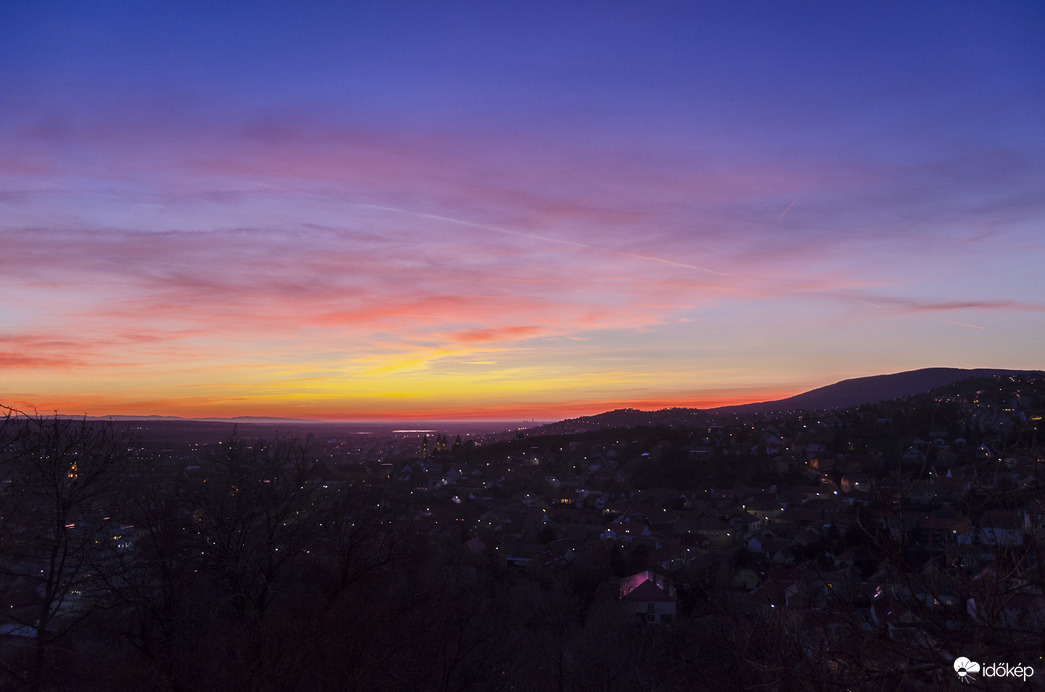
[1, 220, 711, 386]
[450, 326, 545, 344]
[856, 296, 1045, 314]
[4, 106, 1041, 418]
[0, 353, 87, 370]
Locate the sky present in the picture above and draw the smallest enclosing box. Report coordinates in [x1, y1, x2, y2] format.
[2, 1, 1044, 421]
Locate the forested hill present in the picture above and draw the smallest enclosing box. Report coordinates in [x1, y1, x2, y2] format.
[534, 368, 1040, 434]
[715, 367, 1037, 414]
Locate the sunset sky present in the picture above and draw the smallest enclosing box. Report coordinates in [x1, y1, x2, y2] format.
[2, 1, 1043, 420]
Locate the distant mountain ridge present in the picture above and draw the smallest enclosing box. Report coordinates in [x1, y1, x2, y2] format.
[536, 367, 1040, 433]
[715, 367, 1034, 414]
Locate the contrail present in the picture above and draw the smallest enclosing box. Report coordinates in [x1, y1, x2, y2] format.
[620, 251, 730, 275]
[777, 200, 797, 220]
[357, 203, 733, 277]
[858, 299, 986, 329]
[927, 317, 985, 330]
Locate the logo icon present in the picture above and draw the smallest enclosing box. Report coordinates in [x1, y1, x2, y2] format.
[954, 657, 980, 682]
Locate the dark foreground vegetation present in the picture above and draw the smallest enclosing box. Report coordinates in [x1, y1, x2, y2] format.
[1, 373, 1043, 690]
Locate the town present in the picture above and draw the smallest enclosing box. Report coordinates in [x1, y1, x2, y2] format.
[2, 371, 1043, 690]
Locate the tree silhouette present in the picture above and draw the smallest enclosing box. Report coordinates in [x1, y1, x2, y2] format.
[0, 408, 133, 690]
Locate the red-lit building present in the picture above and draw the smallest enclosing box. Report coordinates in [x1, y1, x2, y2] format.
[618, 570, 677, 624]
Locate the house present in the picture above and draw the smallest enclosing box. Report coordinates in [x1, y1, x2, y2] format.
[608, 512, 652, 544]
[901, 447, 926, 465]
[760, 538, 796, 566]
[653, 533, 707, 571]
[967, 585, 1045, 630]
[750, 566, 811, 607]
[747, 531, 779, 555]
[677, 514, 732, 545]
[906, 475, 971, 504]
[833, 544, 879, 574]
[996, 591, 1045, 630]
[734, 568, 761, 591]
[913, 513, 970, 547]
[743, 492, 785, 521]
[618, 570, 677, 624]
[977, 510, 1027, 546]
[840, 474, 872, 494]
[726, 511, 763, 536]
[1025, 499, 1045, 535]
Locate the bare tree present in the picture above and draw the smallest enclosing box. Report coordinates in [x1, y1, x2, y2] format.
[310, 482, 415, 604]
[189, 434, 317, 624]
[87, 455, 206, 690]
[0, 407, 133, 690]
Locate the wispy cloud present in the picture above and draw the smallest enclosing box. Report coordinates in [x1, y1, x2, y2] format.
[2, 0, 1043, 417]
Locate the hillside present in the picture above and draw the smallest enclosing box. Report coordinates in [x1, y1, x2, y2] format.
[715, 367, 1034, 414]
[535, 367, 1039, 433]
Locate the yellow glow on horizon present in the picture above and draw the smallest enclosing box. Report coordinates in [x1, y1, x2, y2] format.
[3, 355, 799, 420]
